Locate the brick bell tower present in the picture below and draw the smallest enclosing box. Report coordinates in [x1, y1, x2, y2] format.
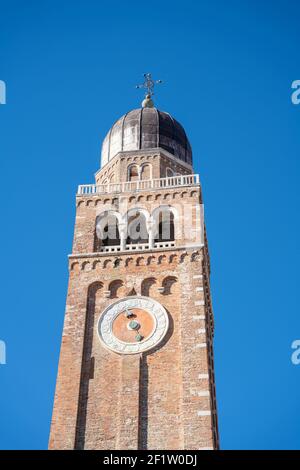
[49, 77, 219, 450]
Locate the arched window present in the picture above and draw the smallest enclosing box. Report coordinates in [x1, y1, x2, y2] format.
[166, 167, 175, 177]
[154, 208, 175, 243]
[126, 210, 149, 245]
[94, 212, 120, 251]
[128, 165, 139, 182]
[140, 164, 151, 180]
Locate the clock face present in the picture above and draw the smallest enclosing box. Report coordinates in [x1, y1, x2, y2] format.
[97, 296, 169, 355]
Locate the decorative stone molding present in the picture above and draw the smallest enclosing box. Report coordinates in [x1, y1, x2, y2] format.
[76, 186, 201, 208]
[69, 248, 204, 271]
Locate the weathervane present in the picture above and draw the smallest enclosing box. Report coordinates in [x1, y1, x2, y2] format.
[136, 73, 163, 97]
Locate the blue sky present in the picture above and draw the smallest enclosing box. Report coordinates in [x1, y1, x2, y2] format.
[0, 0, 300, 450]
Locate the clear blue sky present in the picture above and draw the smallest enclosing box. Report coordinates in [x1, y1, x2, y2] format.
[0, 0, 299, 450]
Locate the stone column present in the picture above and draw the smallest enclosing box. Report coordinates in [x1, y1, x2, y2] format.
[119, 223, 127, 251]
[148, 219, 155, 249]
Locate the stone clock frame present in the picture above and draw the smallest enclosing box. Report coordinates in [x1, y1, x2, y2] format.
[97, 296, 169, 355]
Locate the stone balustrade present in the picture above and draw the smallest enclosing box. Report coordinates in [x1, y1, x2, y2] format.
[77, 174, 200, 196]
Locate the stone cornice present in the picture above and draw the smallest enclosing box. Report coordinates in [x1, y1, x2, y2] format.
[69, 244, 204, 260]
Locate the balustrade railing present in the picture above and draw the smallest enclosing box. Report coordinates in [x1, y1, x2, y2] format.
[98, 241, 175, 253]
[77, 174, 199, 196]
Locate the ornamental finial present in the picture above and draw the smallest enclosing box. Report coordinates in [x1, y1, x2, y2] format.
[136, 73, 163, 108]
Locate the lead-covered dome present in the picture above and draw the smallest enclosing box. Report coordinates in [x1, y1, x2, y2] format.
[101, 107, 192, 167]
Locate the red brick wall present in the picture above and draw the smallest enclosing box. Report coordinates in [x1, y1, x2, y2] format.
[49, 150, 219, 450]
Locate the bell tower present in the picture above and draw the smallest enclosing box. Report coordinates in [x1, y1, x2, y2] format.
[49, 77, 219, 450]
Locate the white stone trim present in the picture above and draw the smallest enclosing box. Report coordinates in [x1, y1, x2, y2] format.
[193, 315, 206, 321]
[195, 300, 205, 306]
[195, 342, 207, 349]
[69, 244, 204, 259]
[197, 410, 211, 416]
[199, 447, 214, 450]
[193, 274, 203, 279]
[196, 287, 204, 292]
[196, 328, 206, 334]
[198, 373, 209, 379]
[197, 390, 210, 397]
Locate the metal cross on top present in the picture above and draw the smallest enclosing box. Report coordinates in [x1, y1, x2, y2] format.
[136, 73, 163, 97]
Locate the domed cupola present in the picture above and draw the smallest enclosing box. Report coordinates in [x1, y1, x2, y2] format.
[101, 101, 192, 168]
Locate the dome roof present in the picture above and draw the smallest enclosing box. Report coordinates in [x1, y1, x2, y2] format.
[101, 107, 192, 167]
